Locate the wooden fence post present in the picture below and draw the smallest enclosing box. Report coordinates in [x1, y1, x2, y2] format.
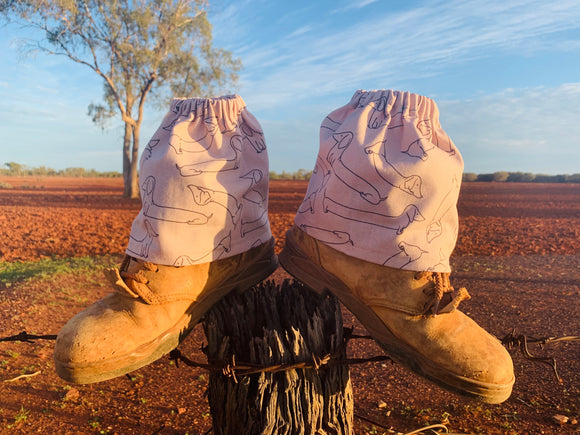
[203, 279, 354, 434]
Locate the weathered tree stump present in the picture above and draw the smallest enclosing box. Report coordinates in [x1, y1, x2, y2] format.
[203, 279, 353, 434]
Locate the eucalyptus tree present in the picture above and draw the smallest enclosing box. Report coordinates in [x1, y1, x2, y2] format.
[1, 0, 241, 197]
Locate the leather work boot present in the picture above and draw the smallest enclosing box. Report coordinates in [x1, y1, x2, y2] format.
[280, 226, 514, 404]
[54, 238, 278, 384]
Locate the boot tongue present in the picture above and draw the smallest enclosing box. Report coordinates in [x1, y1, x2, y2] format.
[423, 272, 471, 315]
[123, 256, 158, 275]
[104, 256, 161, 304]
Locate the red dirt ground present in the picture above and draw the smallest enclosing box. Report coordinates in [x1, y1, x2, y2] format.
[0, 177, 578, 434]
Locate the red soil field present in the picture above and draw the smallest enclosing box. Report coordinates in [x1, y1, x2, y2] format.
[0, 176, 578, 434]
[0, 177, 578, 262]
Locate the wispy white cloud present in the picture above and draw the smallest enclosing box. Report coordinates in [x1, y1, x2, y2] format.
[263, 82, 580, 173]
[2, 0, 578, 175]
[227, 0, 580, 110]
[286, 25, 313, 39]
[439, 83, 580, 173]
[332, 0, 379, 14]
[35, 85, 60, 94]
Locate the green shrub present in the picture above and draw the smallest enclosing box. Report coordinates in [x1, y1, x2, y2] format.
[1, 162, 121, 177]
[476, 173, 494, 182]
[492, 171, 510, 182]
[507, 172, 536, 182]
[534, 174, 567, 183]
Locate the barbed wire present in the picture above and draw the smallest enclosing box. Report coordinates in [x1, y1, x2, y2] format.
[0, 329, 578, 384]
[169, 349, 391, 382]
[1, 328, 578, 434]
[0, 331, 57, 343]
[499, 329, 580, 383]
[169, 327, 391, 382]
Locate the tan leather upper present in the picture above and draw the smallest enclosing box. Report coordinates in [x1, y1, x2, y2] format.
[288, 226, 470, 316]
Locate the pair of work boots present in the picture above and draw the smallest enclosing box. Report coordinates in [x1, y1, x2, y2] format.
[54, 226, 514, 404]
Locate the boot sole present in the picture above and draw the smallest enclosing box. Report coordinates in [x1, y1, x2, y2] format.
[279, 231, 513, 404]
[55, 238, 279, 384]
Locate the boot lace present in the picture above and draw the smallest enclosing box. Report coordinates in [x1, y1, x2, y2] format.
[106, 255, 160, 303]
[118, 255, 158, 286]
[418, 271, 471, 316]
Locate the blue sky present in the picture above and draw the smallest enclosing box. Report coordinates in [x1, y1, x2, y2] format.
[1, 0, 579, 175]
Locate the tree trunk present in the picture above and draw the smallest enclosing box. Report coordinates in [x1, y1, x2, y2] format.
[122, 122, 140, 199]
[204, 279, 354, 435]
[122, 122, 133, 198]
[129, 123, 140, 199]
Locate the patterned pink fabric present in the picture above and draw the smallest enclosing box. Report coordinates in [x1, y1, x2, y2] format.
[295, 90, 463, 272]
[127, 95, 271, 266]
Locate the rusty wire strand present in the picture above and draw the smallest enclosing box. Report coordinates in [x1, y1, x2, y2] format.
[169, 348, 391, 382]
[354, 412, 471, 435]
[499, 329, 580, 383]
[171, 327, 580, 384]
[0, 331, 57, 343]
[168, 326, 392, 381]
[1, 329, 578, 384]
[0, 328, 575, 435]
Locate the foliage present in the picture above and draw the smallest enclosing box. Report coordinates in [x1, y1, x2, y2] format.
[462, 172, 478, 182]
[565, 173, 580, 183]
[0, 162, 121, 177]
[0, 256, 117, 285]
[2, 162, 578, 183]
[474, 173, 494, 182]
[507, 172, 536, 182]
[462, 171, 580, 183]
[269, 169, 313, 180]
[271, 169, 580, 183]
[0, 0, 241, 198]
[534, 173, 567, 183]
[492, 171, 510, 182]
[13, 407, 30, 424]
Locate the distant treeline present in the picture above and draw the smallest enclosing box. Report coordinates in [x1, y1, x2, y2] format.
[0, 162, 122, 178]
[269, 169, 313, 180]
[270, 169, 580, 183]
[462, 171, 580, 183]
[2, 163, 579, 184]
